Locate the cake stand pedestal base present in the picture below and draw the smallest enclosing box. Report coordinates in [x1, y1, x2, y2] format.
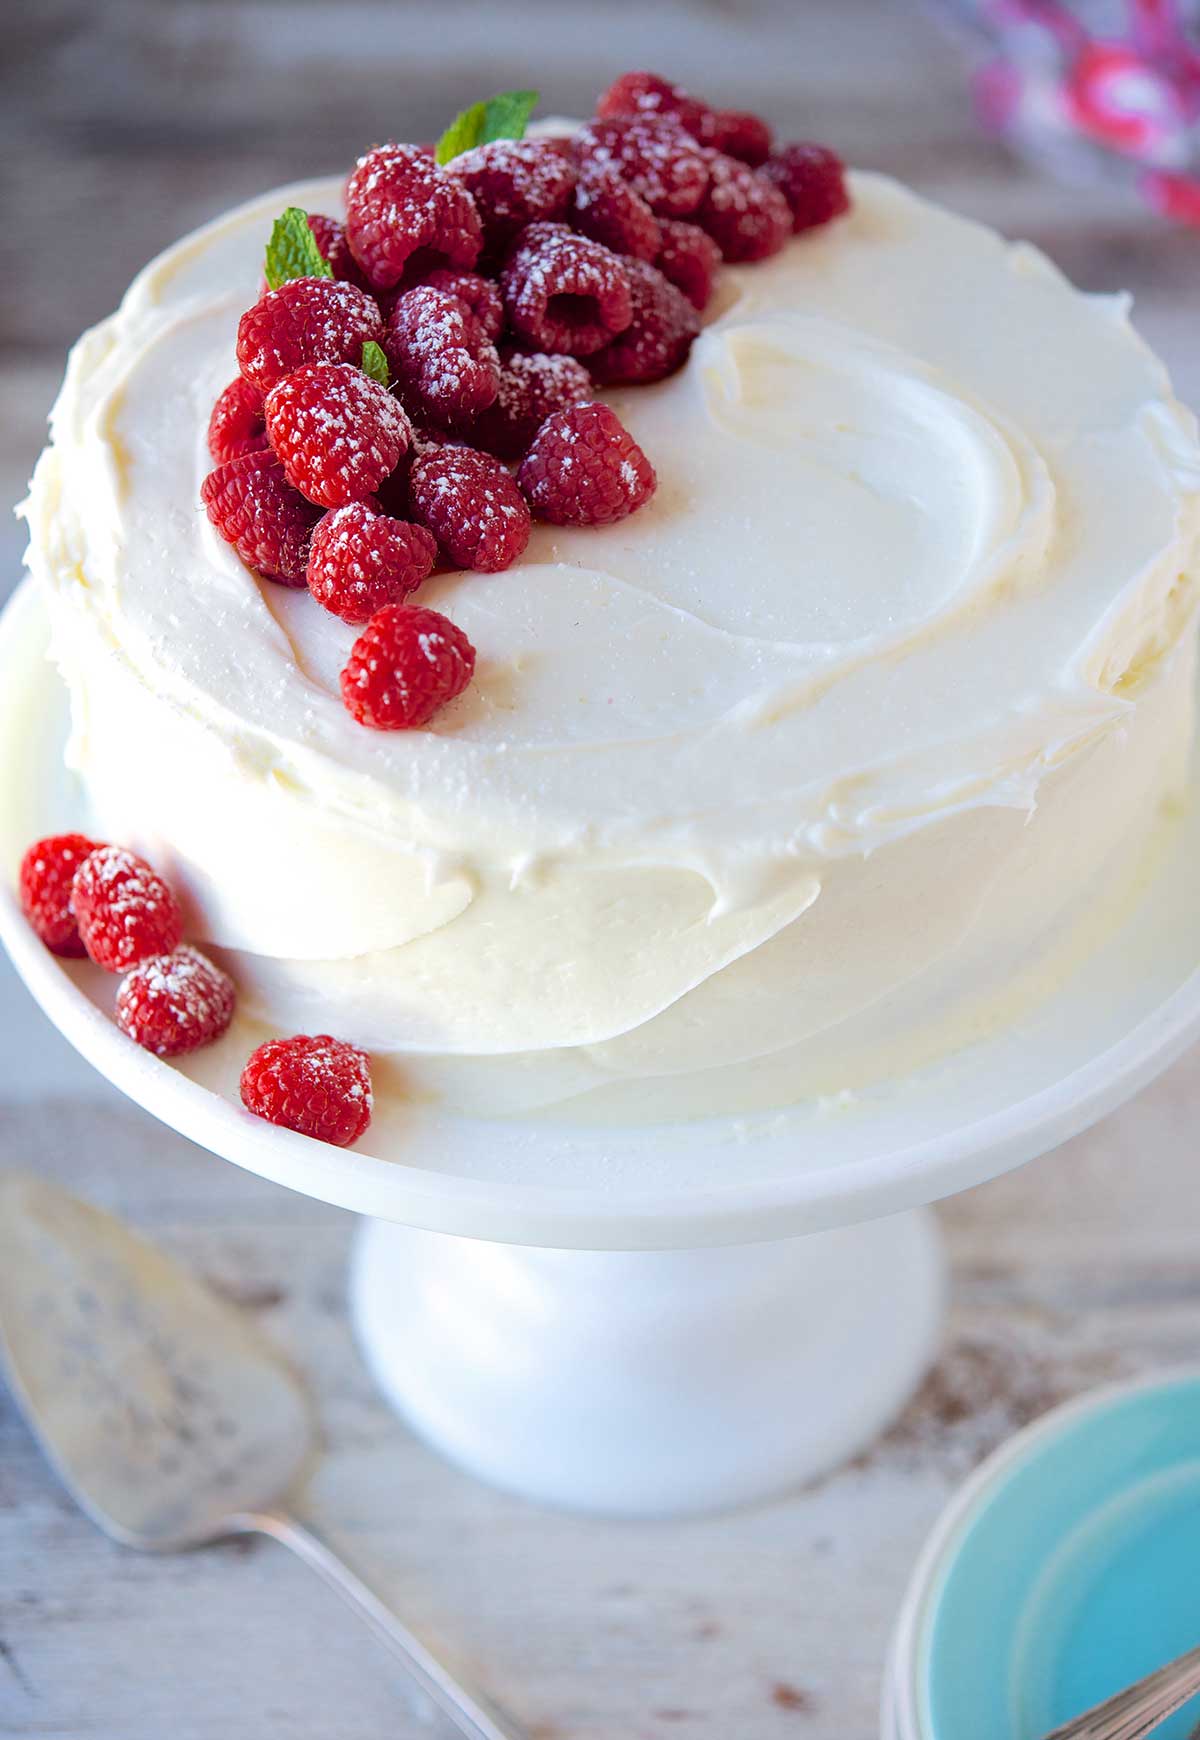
[350, 1208, 945, 1517]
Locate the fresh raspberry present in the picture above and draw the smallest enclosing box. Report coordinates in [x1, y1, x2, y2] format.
[590, 258, 699, 385]
[240, 1034, 373, 1147]
[341, 604, 476, 730]
[578, 115, 709, 218]
[307, 502, 437, 623]
[471, 349, 592, 459]
[344, 143, 483, 291]
[708, 109, 773, 167]
[201, 450, 319, 585]
[408, 445, 531, 571]
[695, 151, 792, 262]
[115, 946, 236, 1058]
[19, 833, 103, 957]
[594, 71, 716, 143]
[655, 219, 721, 310]
[264, 362, 412, 509]
[761, 142, 850, 232]
[385, 286, 500, 427]
[207, 377, 268, 464]
[305, 213, 371, 288]
[412, 268, 504, 340]
[500, 222, 632, 357]
[71, 846, 184, 974]
[447, 139, 576, 255]
[519, 402, 656, 526]
[570, 163, 661, 261]
[236, 277, 384, 394]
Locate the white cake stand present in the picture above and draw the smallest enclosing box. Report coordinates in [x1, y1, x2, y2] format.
[5, 579, 1200, 1516]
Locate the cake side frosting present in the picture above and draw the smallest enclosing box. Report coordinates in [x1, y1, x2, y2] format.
[24, 170, 1200, 1117]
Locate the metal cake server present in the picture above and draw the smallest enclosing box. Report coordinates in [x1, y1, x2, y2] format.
[1041, 1641, 1200, 1738]
[0, 1171, 527, 1740]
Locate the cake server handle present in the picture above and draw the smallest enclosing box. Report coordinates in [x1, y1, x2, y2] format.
[231, 1507, 529, 1740]
[1040, 1639, 1200, 1739]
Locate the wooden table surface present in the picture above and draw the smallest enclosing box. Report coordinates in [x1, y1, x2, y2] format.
[4, 3, 1200, 1736]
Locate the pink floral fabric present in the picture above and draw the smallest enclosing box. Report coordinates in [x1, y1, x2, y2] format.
[943, 0, 1200, 221]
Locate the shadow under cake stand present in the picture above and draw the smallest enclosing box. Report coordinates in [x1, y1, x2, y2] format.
[5, 578, 1200, 1517]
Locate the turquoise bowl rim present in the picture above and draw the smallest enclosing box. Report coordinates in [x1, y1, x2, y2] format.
[883, 1365, 1200, 1740]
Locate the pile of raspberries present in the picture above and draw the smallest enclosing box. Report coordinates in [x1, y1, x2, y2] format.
[20, 833, 373, 1147]
[202, 71, 849, 729]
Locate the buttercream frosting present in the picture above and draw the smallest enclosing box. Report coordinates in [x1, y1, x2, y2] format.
[23, 169, 1200, 1118]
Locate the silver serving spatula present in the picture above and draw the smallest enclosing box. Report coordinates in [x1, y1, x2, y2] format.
[0, 1171, 527, 1740]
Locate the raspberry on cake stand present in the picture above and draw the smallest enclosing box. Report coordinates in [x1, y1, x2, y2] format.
[4, 574, 1200, 1515]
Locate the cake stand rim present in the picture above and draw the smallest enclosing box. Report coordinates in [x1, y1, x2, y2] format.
[5, 575, 1200, 1251]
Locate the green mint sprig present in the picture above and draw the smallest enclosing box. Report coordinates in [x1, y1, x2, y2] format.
[360, 340, 390, 387]
[435, 89, 540, 165]
[263, 207, 334, 291]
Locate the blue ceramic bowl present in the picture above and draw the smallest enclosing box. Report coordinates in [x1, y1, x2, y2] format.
[886, 1371, 1200, 1739]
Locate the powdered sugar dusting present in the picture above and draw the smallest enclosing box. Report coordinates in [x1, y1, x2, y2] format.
[236, 277, 383, 393]
[591, 256, 699, 386]
[307, 502, 436, 623]
[519, 401, 656, 526]
[71, 846, 184, 973]
[761, 141, 850, 233]
[202, 449, 319, 585]
[415, 269, 504, 341]
[448, 139, 576, 251]
[19, 832, 99, 956]
[241, 1033, 374, 1147]
[409, 446, 530, 572]
[595, 70, 716, 142]
[386, 285, 500, 425]
[655, 217, 721, 310]
[473, 349, 592, 458]
[344, 143, 482, 291]
[572, 162, 662, 261]
[696, 150, 792, 262]
[500, 222, 634, 356]
[116, 944, 236, 1057]
[341, 603, 476, 729]
[264, 363, 411, 509]
[578, 114, 709, 217]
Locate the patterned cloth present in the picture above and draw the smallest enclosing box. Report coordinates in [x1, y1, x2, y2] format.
[938, 0, 1200, 220]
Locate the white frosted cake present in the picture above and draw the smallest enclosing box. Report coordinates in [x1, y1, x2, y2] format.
[23, 161, 1200, 1121]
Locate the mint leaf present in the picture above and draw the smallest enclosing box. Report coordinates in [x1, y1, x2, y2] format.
[264, 207, 334, 291]
[361, 340, 390, 387]
[436, 100, 488, 166]
[481, 88, 539, 144]
[435, 88, 540, 165]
